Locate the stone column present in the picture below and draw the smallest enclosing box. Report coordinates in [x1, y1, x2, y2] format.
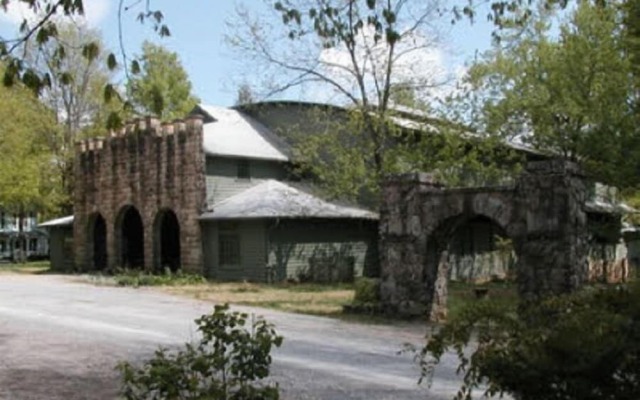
[378, 173, 443, 317]
[515, 159, 589, 301]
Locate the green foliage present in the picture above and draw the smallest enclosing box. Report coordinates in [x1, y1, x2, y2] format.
[0, 71, 61, 216]
[353, 277, 381, 304]
[23, 23, 126, 212]
[0, 0, 168, 96]
[126, 41, 199, 121]
[467, 1, 638, 188]
[118, 304, 283, 400]
[416, 283, 640, 400]
[287, 106, 522, 205]
[113, 270, 206, 287]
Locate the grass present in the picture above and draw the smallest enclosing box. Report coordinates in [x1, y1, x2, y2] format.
[447, 280, 519, 320]
[160, 281, 356, 317]
[0, 260, 51, 274]
[82, 269, 518, 321]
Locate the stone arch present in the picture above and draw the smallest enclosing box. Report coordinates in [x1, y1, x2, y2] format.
[86, 212, 107, 270]
[153, 209, 181, 273]
[115, 205, 144, 269]
[379, 160, 590, 321]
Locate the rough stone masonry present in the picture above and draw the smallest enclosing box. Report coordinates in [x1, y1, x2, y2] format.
[73, 115, 207, 274]
[378, 159, 590, 321]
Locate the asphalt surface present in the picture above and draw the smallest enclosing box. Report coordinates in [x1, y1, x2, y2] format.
[0, 275, 473, 399]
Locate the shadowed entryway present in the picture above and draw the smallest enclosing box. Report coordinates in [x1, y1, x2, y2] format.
[88, 213, 107, 270]
[116, 206, 144, 269]
[154, 209, 181, 272]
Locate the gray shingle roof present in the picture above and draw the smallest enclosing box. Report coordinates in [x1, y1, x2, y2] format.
[200, 180, 378, 221]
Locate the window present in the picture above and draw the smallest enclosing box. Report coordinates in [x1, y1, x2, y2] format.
[29, 238, 37, 252]
[237, 159, 250, 180]
[219, 234, 240, 267]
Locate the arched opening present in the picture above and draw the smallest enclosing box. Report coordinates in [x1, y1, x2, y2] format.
[448, 216, 514, 283]
[87, 213, 107, 270]
[425, 214, 517, 321]
[116, 206, 144, 269]
[153, 209, 181, 272]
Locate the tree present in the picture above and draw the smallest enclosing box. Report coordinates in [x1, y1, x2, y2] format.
[23, 23, 124, 213]
[464, 0, 637, 188]
[126, 41, 199, 121]
[0, 72, 60, 261]
[235, 83, 256, 105]
[230, 0, 519, 203]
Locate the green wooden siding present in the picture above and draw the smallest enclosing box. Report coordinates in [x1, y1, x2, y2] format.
[267, 220, 378, 282]
[49, 227, 74, 271]
[205, 156, 288, 207]
[202, 220, 267, 282]
[202, 219, 378, 283]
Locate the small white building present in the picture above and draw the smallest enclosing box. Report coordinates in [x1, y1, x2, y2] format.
[0, 211, 49, 260]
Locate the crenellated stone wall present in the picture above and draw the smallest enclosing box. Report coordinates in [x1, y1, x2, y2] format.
[379, 159, 590, 321]
[73, 115, 207, 273]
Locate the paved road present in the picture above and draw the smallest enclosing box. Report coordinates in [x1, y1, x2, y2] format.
[0, 275, 470, 399]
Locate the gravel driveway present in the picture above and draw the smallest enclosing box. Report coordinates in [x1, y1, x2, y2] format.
[0, 275, 469, 399]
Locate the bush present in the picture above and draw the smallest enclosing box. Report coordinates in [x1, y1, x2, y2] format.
[415, 283, 640, 400]
[119, 304, 283, 400]
[353, 277, 380, 304]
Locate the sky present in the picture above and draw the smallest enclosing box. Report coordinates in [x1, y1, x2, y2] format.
[0, 0, 498, 107]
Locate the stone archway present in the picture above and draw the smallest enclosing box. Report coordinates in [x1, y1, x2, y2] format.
[153, 209, 181, 272]
[87, 213, 107, 270]
[379, 160, 589, 320]
[115, 206, 144, 269]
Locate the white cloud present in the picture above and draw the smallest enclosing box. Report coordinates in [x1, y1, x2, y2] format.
[0, 0, 110, 27]
[311, 25, 453, 105]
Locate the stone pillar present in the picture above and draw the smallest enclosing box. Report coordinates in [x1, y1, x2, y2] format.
[73, 140, 89, 271]
[379, 172, 443, 317]
[515, 159, 589, 301]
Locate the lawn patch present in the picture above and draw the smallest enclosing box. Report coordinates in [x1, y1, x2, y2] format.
[161, 282, 355, 317]
[0, 260, 51, 274]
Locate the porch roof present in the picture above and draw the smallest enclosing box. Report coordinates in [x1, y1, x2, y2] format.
[38, 215, 74, 228]
[200, 180, 378, 221]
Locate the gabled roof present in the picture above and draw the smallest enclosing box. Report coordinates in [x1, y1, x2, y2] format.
[194, 105, 290, 162]
[200, 180, 378, 221]
[39, 215, 74, 228]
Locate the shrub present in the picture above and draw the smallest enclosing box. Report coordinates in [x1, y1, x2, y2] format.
[118, 304, 283, 400]
[353, 277, 380, 304]
[414, 283, 640, 400]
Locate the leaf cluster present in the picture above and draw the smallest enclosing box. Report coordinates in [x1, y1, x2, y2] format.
[119, 304, 283, 400]
[0, 0, 169, 121]
[274, 0, 400, 46]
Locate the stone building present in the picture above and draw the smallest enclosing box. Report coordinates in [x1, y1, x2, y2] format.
[50, 104, 377, 281]
[41, 101, 631, 285]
